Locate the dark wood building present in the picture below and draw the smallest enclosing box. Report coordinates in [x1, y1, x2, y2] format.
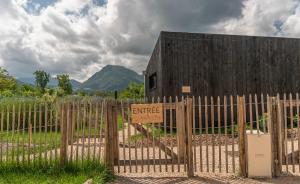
[145, 31, 300, 99]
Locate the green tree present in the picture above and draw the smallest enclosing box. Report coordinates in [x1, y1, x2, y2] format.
[120, 82, 144, 99]
[0, 67, 16, 92]
[33, 70, 50, 93]
[57, 74, 72, 95]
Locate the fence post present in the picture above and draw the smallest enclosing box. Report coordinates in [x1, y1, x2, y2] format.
[269, 97, 283, 177]
[104, 101, 119, 170]
[60, 103, 68, 166]
[237, 96, 247, 177]
[176, 100, 186, 162]
[186, 97, 194, 177]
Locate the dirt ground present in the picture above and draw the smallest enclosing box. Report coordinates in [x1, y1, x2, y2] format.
[113, 172, 300, 184]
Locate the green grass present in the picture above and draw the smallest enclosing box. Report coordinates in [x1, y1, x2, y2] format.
[0, 161, 114, 184]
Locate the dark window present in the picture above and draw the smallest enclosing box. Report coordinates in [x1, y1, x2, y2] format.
[149, 73, 157, 90]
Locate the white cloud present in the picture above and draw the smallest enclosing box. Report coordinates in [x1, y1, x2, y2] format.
[1, 0, 300, 82]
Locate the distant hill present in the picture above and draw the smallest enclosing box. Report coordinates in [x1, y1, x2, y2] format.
[81, 65, 143, 91]
[18, 77, 82, 89]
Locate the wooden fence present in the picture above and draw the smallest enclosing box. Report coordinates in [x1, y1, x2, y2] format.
[0, 94, 299, 177]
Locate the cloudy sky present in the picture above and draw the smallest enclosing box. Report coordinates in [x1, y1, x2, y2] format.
[0, 0, 300, 82]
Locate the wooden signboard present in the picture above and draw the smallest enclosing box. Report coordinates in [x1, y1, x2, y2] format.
[182, 86, 191, 93]
[131, 103, 163, 123]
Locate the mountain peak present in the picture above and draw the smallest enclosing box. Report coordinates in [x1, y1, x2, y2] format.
[81, 65, 143, 91]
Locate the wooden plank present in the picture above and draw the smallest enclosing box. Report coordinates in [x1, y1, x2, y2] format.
[238, 96, 247, 177]
[82, 102, 86, 164]
[94, 102, 99, 162]
[120, 101, 126, 172]
[205, 96, 209, 172]
[169, 96, 174, 172]
[70, 102, 75, 163]
[261, 94, 266, 132]
[163, 97, 167, 172]
[217, 96, 221, 172]
[6, 105, 9, 162]
[224, 96, 228, 173]
[255, 94, 259, 134]
[182, 96, 186, 172]
[175, 96, 180, 172]
[284, 94, 288, 171]
[11, 105, 15, 163]
[289, 94, 295, 172]
[151, 97, 156, 172]
[87, 103, 92, 161]
[49, 104, 53, 163]
[134, 100, 139, 173]
[230, 95, 235, 173]
[27, 104, 31, 164]
[99, 100, 105, 161]
[75, 102, 80, 164]
[38, 104, 42, 163]
[22, 104, 25, 163]
[33, 104, 36, 164]
[269, 97, 282, 177]
[211, 97, 215, 172]
[44, 103, 48, 162]
[0, 106, 3, 163]
[297, 93, 300, 172]
[16, 104, 21, 164]
[186, 97, 194, 177]
[198, 96, 203, 172]
[192, 96, 197, 172]
[60, 103, 68, 166]
[55, 103, 59, 162]
[249, 94, 253, 133]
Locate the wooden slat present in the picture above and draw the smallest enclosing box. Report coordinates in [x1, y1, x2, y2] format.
[6, 105, 9, 162]
[182, 96, 186, 172]
[11, 105, 15, 163]
[128, 99, 132, 172]
[44, 103, 48, 162]
[224, 96, 228, 173]
[198, 96, 203, 172]
[169, 96, 174, 172]
[163, 97, 167, 172]
[151, 97, 156, 172]
[261, 94, 266, 132]
[49, 104, 53, 163]
[297, 93, 300, 171]
[284, 93, 288, 172]
[33, 104, 37, 164]
[22, 104, 25, 163]
[70, 102, 75, 163]
[76, 102, 80, 164]
[255, 94, 259, 134]
[82, 102, 86, 164]
[55, 103, 59, 162]
[16, 104, 21, 164]
[192, 96, 197, 172]
[27, 104, 32, 164]
[120, 101, 126, 172]
[211, 97, 215, 172]
[217, 97, 221, 172]
[289, 94, 295, 172]
[0, 106, 3, 163]
[175, 96, 180, 172]
[157, 97, 162, 173]
[99, 100, 105, 161]
[230, 95, 235, 173]
[249, 94, 253, 133]
[39, 104, 42, 163]
[93, 102, 98, 162]
[205, 96, 209, 172]
[134, 99, 138, 173]
[87, 103, 92, 161]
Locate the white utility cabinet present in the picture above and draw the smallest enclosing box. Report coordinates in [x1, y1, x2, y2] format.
[247, 131, 272, 178]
